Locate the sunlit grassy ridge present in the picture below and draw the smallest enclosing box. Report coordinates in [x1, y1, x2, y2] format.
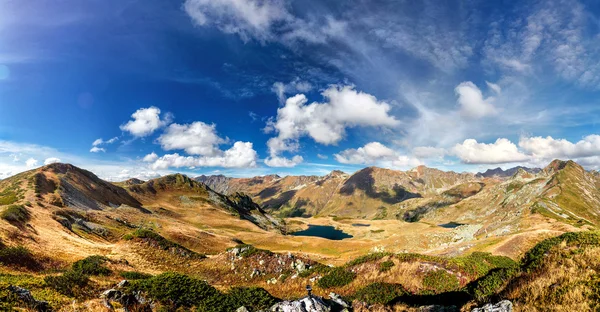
[1, 231, 600, 310]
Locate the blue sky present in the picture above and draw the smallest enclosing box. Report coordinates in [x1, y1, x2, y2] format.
[1, 0, 600, 181]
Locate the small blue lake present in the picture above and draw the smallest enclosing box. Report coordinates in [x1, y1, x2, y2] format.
[291, 225, 353, 240]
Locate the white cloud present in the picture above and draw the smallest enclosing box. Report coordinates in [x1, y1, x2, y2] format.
[264, 155, 303, 167]
[43, 157, 61, 165]
[265, 85, 399, 158]
[316, 154, 328, 160]
[455, 82, 497, 119]
[183, 0, 344, 44]
[334, 142, 422, 169]
[142, 152, 159, 162]
[90, 147, 105, 153]
[120, 106, 171, 137]
[157, 122, 227, 156]
[92, 137, 118, 146]
[25, 158, 38, 168]
[183, 0, 291, 42]
[486, 81, 501, 94]
[272, 78, 313, 103]
[452, 138, 529, 164]
[149, 141, 257, 170]
[519, 135, 600, 159]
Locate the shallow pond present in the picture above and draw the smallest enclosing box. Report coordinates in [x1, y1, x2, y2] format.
[291, 225, 353, 240]
[438, 222, 465, 228]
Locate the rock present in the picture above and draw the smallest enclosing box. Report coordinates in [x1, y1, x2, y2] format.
[100, 282, 152, 312]
[116, 280, 129, 288]
[237, 307, 250, 312]
[7, 285, 52, 312]
[267, 277, 278, 284]
[259, 260, 265, 265]
[250, 268, 261, 278]
[471, 300, 513, 312]
[270, 296, 330, 312]
[329, 293, 349, 308]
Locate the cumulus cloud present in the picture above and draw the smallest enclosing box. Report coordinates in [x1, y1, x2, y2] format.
[264, 155, 303, 167]
[149, 141, 257, 170]
[452, 138, 529, 164]
[264, 85, 399, 167]
[90, 147, 105, 153]
[455, 82, 497, 119]
[519, 135, 600, 159]
[44, 157, 61, 165]
[157, 122, 227, 156]
[120, 106, 172, 137]
[142, 152, 159, 162]
[334, 142, 422, 169]
[25, 158, 38, 168]
[316, 154, 328, 159]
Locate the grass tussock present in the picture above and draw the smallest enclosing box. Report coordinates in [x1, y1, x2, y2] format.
[1, 204, 31, 224]
[124, 228, 205, 259]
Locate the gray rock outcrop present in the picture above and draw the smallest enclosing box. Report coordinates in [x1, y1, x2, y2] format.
[472, 300, 513, 312]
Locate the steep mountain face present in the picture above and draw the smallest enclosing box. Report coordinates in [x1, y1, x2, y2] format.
[197, 166, 475, 219]
[476, 166, 541, 178]
[34, 163, 142, 210]
[127, 173, 282, 231]
[534, 160, 600, 226]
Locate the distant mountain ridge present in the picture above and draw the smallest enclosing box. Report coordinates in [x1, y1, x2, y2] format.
[475, 166, 541, 178]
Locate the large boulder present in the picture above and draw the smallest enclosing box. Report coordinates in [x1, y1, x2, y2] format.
[269, 294, 350, 312]
[7, 285, 52, 312]
[472, 300, 513, 312]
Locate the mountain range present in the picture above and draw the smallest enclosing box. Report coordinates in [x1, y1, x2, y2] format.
[1, 160, 600, 311]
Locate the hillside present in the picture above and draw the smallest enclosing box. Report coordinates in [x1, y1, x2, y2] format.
[0, 160, 599, 311]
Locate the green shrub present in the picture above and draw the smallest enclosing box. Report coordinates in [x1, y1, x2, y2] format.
[450, 252, 517, 278]
[0, 246, 37, 268]
[1, 205, 30, 224]
[468, 267, 519, 302]
[298, 263, 332, 278]
[521, 231, 600, 272]
[317, 267, 356, 289]
[44, 270, 89, 297]
[120, 271, 153, 280]
[131, 272, 221, 309]
[422, 270, 460, 293]
[72, 255, 111, 276]
[352, 282, 407, 304]
[225, 287, 279, 311]
[346, 252, 392, 267]
[379, 260, 395, 272]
